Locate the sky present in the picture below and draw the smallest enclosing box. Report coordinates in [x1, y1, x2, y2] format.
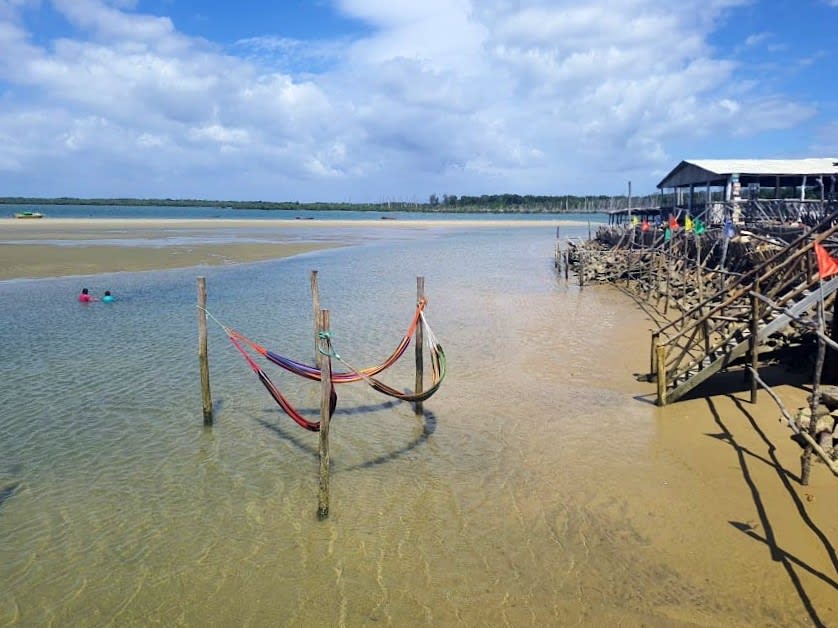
[0, 0, 836, 203]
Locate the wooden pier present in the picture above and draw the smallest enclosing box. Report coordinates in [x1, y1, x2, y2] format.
[557, 199, 838, 479]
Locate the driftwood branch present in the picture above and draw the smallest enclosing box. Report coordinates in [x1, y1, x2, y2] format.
[747, 367, 838, 477]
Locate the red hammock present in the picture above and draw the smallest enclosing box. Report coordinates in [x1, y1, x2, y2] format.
[227, 333, 335, 432]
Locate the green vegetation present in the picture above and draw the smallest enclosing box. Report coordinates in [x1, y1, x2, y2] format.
[0, 194, 653, 213]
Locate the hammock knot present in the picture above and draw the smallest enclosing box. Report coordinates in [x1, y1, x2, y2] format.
[318, 346, 340, 360]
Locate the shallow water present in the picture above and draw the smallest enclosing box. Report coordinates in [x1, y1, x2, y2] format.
[0, 224, 832, 626]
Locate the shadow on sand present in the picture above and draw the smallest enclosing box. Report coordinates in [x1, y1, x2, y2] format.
[705, 394, 837, 627]
[255, 398, 437, 472]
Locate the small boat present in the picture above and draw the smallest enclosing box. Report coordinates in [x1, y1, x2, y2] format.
[14, 211, 44, 219]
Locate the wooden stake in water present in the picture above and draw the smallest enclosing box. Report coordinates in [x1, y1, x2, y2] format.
[317, 309, 332, 519]
[311, 270, 321, 368]
[197, 277, 213, 426]
[415, 276, 425, 416]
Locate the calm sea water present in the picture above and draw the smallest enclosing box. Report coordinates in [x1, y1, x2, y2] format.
[2, 203, 605, 223]
[0, 217, 817, 626]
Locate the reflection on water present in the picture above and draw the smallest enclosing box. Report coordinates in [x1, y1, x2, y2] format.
[0, 225, 825, 625]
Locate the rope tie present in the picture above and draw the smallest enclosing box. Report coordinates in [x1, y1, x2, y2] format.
[197, 305, 231, 334]
[317, 330, 340, 359]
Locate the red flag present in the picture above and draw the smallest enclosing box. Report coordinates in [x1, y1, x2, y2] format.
[641, 219, 650, 232]
[668, 214, 678, 230]
[815, 242, 838, 279]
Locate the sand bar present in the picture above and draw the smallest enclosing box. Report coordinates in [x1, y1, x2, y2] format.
[0, 216, 590, 281]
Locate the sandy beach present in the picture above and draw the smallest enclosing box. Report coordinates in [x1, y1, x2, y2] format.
[0, 216, 583, 280]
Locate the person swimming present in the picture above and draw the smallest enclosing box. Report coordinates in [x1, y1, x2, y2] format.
[78, 288, 93, 303]
[101, 290, 115, 303]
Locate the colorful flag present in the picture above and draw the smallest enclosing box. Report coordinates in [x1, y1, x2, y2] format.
[641, 219, 650, 232]
[631, 215, 639, 226]
[815, 242, 838, 279]
[685, 215, 693, 232]
[693, 218, 705, 236]
[668, 214, 678, 230]
[664, 227, 672, 242]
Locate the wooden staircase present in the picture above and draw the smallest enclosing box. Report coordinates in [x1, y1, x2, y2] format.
[653, 221, 838, 405]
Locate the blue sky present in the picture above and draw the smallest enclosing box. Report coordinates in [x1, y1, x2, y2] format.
[0, 0, 836, 202]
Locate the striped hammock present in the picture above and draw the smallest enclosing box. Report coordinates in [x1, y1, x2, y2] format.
[224, 301, 446, 430]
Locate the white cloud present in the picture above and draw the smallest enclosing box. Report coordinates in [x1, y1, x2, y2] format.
[0, 0, 824, 200]
[744, 32, 770, 47]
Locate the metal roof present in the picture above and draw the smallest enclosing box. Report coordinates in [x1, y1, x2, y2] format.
[657, 158, 838, 189]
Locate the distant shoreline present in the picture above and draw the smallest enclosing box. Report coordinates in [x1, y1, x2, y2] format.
[0, 197, 608, 215]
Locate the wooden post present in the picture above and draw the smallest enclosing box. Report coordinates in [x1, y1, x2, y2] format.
[564, 251, 569, 280]
[310, 270, 321, 368]
[197, 277, 213, 426]
[650, 332, 660, 376]
[656, 344, 667, 406]
[317, 309, 332, 519]
[801, 299, 827, 486]
[749, 287, 759, 404]
[414, 277, 425, 416]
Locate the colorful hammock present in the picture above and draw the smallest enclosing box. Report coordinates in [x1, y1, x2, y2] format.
[216, 301, 446, 430]
[228, 299, 426, 383]
[227, 332, 334, 432]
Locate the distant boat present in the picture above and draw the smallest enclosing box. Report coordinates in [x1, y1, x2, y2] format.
[14, 211, 44, 219]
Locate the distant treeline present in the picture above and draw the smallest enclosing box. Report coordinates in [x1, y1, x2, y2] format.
[0, 194, 661, 213]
